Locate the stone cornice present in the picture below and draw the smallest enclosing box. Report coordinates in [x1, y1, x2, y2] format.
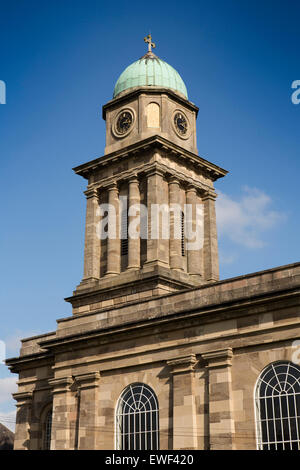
[143, 166, 166, 179]
[44, 323, 300, 375]
[102, 87, 199, 120]
[7, 264, 300, 366]
[201, 348, 233, 369]
[72, 135, 228, 182]
[6, 352, 53, 371]
[202, 189, 218, 201]
[7, 294, 300, 370]
[12, 391, 33, 406]
[49, 376, 73, 394]
[66, 270, 198, 305]
[85, 160, 217, 197]
[167, 354, 197, 374]
[74, 371, 100, 390]
[84, 188, 99, 199]
[40, 286, 300, 354]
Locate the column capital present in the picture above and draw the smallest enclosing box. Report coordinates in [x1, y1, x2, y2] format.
[128, 174, 139, 184]
[144, 167, 165, 179]
[202, 189, 217, 201]
[106, 181, 119, 191]
[185, 184, 198, 194]
[84, 187, 99, 199]
[49, 376, 73, 394]
[168, 175, 180, 185]
[74, 371, 100, 390]
[13, 391, 33, 406]
[201, 348, 233, 369]
[167, 354, 198, 375]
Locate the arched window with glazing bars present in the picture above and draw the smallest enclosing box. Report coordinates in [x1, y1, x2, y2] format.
[255, 361, 300, 450]
[116, 383, 159, 450]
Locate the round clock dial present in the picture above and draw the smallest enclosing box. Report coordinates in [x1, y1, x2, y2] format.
[174, 112, 188, 135]
[116, 111, 133, 134]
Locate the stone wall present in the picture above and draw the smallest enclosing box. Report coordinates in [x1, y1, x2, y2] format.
[7, 262, 300, 450]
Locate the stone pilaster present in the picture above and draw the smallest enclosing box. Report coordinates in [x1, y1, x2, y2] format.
[127, 176, 140, 270]
[13, 391, 33, 450]
[201, 348, 235, 450]
[83, 188, 100, 282]
[49, 376, 74, 450]
[169, 177, 184, 271]
[145, 168, 169, 268]
[74, 372, 100, 450]
[186, 185, 202, 279]
[203, 190, 219, 282]
[167, 354, 198, 450]
[106, 182, 120, 276]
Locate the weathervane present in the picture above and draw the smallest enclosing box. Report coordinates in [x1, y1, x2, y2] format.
[144, 34, 156, 53]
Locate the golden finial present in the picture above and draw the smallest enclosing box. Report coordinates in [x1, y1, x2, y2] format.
[144, 34, 156, 53]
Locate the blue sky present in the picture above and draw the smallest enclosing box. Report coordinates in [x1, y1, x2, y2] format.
[0, 0, 299, 430]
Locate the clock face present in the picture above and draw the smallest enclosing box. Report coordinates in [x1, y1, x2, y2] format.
[174, 112, 188, 136]
[116, 111, 133, 134]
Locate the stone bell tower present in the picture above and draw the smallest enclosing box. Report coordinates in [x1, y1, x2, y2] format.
[66, 37, 227, 315]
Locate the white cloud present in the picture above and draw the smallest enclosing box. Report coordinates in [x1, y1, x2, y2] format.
[216, 186, 285, 249]
[0, 377, 17, 405]
[219, 253, 237, 265]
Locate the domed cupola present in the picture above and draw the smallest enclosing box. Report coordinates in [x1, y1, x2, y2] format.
[103, 35, 199, 156]
[113, 36, 188, 99]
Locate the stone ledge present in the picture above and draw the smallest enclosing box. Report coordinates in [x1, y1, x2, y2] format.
[67, 265, 203, 314]
[202, 348, 233, 368]
[73, 134, 227, 182]
[12, 391, 33, 405]
[49, 376, 73, 394]
[7, 263, 300, 367]
[167, 354, 198, 374]
[74, 371, 100, 390]
[64, 262, 300, 321]
[102, 87, 199, 119]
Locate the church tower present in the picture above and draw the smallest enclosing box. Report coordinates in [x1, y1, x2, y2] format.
[8, 36, 300, 452]
[67, 36, 227, 315]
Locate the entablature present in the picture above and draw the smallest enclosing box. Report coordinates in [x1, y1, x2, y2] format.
[73, 135, 228, 183]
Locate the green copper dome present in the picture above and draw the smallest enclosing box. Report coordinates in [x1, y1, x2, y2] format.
[113, 52, 188, 99]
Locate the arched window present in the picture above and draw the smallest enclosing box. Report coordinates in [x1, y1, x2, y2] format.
[255, 361, 300, 450]
[146, 102, 160, 128]
[116, 383, 159, 450]
[43, 409, 52, 450]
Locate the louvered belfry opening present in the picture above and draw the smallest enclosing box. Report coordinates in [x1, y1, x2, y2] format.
[120, 199, 128, 257]
[181, 210, 185, 257]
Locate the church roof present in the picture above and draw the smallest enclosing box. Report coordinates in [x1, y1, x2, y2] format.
[113, 51, 188, 99]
